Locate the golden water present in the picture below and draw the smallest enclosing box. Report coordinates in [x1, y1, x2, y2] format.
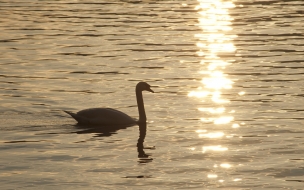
[1, 0, 304, 189]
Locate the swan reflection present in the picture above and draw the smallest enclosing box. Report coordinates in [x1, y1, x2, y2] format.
[137, 122, 154, 163]
[73, 123, 134, 137]
[72, 122, 153, 163]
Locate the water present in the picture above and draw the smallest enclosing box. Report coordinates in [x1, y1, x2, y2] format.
[1, 0, 304, 189]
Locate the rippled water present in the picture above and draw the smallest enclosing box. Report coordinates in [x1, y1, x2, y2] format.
[1, 0, 304, 189]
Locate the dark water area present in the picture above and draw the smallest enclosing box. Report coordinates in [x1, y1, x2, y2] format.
[1, 0, 304, 189]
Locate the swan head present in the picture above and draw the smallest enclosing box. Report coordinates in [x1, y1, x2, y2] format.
[137, 82, 154, 93]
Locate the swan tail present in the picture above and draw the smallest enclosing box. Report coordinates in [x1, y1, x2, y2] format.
[64, 111, 89, 124]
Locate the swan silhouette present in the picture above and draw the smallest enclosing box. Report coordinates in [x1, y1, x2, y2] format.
[64, 82, 154, 125]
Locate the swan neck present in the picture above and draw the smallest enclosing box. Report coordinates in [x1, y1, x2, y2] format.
[136, 88, 146, 123]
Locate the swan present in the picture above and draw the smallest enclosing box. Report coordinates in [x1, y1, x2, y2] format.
[64, 82, 154, 125]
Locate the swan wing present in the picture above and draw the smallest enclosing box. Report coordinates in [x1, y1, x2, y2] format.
[64, 111, 90, 124]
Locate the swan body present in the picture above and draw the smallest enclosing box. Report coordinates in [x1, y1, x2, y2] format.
[64, 82, 154, 125]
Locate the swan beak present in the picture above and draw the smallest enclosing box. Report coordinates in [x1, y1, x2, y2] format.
[147, 88, 154, 93]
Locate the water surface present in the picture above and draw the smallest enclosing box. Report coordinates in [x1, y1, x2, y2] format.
[1, 0, 304, 189]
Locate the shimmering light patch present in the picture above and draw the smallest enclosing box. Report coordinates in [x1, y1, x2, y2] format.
[198, 107, 225, 114]
[197, 18, 232, 32]
[196, 129, 207, 133]
[219, 180, 224, 183]
[202, 72, 233, 90]
[212, 97, 229, 104]
[233, 178, 242, 182]
[199, 132, 224, 138]
[211, 91, 230, 103]
[200, 118, 215, 123]
[232, 123, 240, 128]
[203, 145, 228, 153]
[207, 174, 218, 178]
[214, 116, 234, 124]
[197, 0, 236, 9]
[207, 43, 235, 52]
[196, 50, 205, 56]
[208, 60, 230, 70]
[205, 53, 218, 60]
[189, 147, 196, 151]
[196, 1, 235, 34]
[220, 163, 231, 168]
[188, 91, 209, 98]
[238, 91, 246, 96]
[196, 42, 206, 48]
[199, 70, 211, 75]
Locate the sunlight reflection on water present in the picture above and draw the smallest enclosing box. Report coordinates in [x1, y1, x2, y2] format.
[189, 0, 238, 128]
[189, 0, 237, 184]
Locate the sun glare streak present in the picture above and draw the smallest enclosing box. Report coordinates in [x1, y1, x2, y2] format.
[202, 75, 233, 90]
[189, 0, 237, 106]
[214, 116, 234, 124]
[207, 174, 218, 178]
[203, 145, 228, 153]
[190, 0, 239, 184]
[232, 123, 240, 128]
[211, 91, 230, 104]
[199, 116, 234, 124]
[198, 107, 225, 114]
[199, 132, 224, 138]
[220, 163, 232, 168]
[188, 90, 209, 98]
[196, 129, 207, 133]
